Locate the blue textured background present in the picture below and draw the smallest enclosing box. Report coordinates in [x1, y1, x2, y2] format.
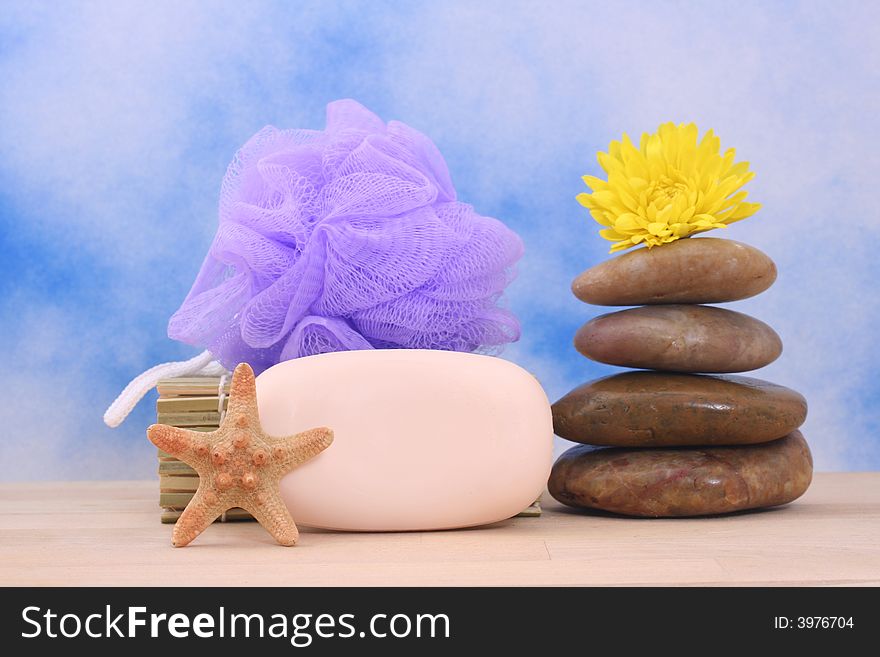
[1, 0, 877, 479]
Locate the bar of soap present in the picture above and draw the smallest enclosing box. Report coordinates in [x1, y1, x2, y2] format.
[257, 349, 553, 531]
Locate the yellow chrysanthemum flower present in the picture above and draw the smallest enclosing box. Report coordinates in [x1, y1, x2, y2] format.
[577, 122, 761, 253]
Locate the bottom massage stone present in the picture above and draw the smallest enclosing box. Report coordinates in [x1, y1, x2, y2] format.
[548, 431, 812, 517]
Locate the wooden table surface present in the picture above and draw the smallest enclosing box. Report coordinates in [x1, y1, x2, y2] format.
[1, 473, 878, 586]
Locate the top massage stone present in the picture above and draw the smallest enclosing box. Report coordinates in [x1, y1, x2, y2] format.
[572, 237, 776, 306]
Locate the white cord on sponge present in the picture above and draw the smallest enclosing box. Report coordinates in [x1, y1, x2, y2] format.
[103, 350, 226, 428]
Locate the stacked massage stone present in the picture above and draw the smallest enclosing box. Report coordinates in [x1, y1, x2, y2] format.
[548, 237, 813, 517]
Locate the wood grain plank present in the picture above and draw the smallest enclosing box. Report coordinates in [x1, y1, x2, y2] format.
[0, 473, 877, 586]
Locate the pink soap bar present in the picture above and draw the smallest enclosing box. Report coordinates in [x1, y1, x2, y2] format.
[256, 349, 553, 531]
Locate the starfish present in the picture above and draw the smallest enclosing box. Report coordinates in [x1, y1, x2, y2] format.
[147, 362, 333, 547]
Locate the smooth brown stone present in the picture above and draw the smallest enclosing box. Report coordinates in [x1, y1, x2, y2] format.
[575, 305, 782, 373]
[572, 237, 777, 306]
[552, 372, 807, 447]
[548, 431, 813, 517]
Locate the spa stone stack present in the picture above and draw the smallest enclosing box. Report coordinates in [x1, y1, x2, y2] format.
[548, 237, 813, 517]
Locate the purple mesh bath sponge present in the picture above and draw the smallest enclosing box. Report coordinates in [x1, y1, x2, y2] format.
[168, 99, 524, 373]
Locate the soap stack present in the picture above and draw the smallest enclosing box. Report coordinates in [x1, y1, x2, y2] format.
[155, 376, 543, 521]
[548, 237, 813, 517]
[154, 375, 253, 524]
